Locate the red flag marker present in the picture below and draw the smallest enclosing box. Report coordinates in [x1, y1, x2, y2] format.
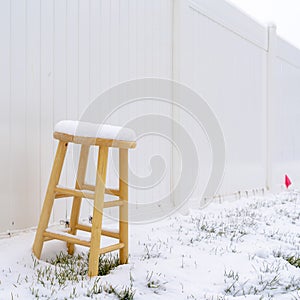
[285, 174, 292, 189]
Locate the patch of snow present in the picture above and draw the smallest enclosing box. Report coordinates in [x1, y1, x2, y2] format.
[0, 192, 299, 299]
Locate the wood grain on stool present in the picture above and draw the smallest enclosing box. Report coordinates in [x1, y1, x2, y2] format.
[119, 149, 129, 264]
[67, 144, 90, 255]
[32, 141, 68, 258]
[88, 146, 108, 277]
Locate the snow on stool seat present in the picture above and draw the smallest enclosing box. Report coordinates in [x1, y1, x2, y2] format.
[33, 120, 136, 277]
[54, 120, 136, 148]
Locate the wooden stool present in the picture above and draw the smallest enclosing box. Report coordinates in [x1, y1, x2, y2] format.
[32, 120, 136, 277]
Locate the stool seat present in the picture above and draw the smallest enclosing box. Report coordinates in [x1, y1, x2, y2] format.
[54, 120, 136, 148]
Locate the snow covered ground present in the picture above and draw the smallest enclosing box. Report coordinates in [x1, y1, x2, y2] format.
[0, 191, 299, 299]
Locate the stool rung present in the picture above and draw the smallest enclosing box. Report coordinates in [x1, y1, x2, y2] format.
[75, 223, 120, 239]
[43, 230, 91, 247]
[82, 183, 120, 197]
[104, 200, 124, 208]
[44, 230, 123, 254]
[55, 187, 95, 199]
[55, 186, 123, 208]
[99, 243, 125, 255]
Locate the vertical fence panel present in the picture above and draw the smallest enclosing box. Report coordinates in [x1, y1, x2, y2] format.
[271, 38, 300, 190]
[65, 0, 80, 219]
[78, 0, 90, 118]
[110, 0, 120, 86]
[266, 25, 277, 190]
[26, 0, 41, 227]
[0, 0, 12, 231]
[10, 0, 28, 229]
[175, 0, 268, 206]
[40, 0, 55, 223]
[51, 0, 68, 223]
[77, 0, 92, 220]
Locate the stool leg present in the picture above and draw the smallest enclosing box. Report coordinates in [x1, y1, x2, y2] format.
[33, 141, 68, 259]
[119, 149, 129, 264]
[67, 145, 90, 254]
[88, 146, 109, 277]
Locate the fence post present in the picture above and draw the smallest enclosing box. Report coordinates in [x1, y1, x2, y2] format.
[266, 24, 277, 190]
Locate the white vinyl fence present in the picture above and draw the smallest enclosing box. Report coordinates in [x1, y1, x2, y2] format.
[0, 0, 300, 232]
[269, 37, 300, 191]
[174, 0, 300, 205]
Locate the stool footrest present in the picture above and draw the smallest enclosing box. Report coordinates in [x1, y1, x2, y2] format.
[103, 200, 124, 208]
[54, 186, 124, 209]
[76, 223, 120, 239]
[43, 229, 123, 254]
[99, 243, 125, 255]
[82, 183, 120, 196]
[55, 187, 95, 199]
[43, 230, 91, 247]
[54, 186, 124, 208]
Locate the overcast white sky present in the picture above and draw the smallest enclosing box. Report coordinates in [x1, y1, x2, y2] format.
[227, 0, 300, 49]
